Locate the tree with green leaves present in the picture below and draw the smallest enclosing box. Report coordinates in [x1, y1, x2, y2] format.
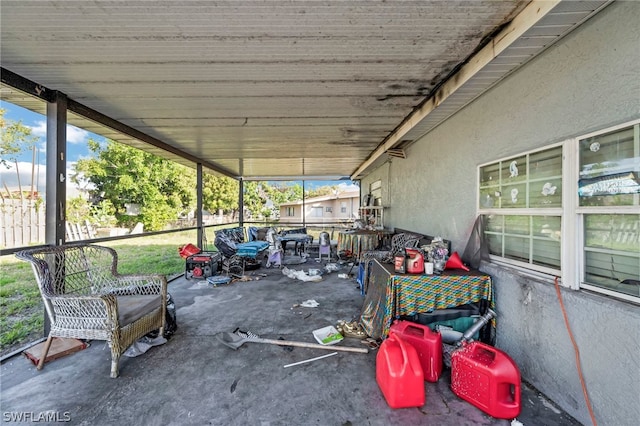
[74, 139, 196, 231]
[202, 174, 239, 216]
[0, 108, 39, 169]
[306, 185, 338, 198]
[243, 181, 267, 219]
[269, 182, 303, 204]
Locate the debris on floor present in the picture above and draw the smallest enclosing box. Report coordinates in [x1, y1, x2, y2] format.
[234, 274, 263, 282]
[336, 320, 366, 338]
[124, 335, 167, 358]
[312, 325, 343, 345]
[323, 263, 340, 273]
[282, 267, 323, 282]
[207, 275, 232, 286]
[284, 351, 337, 368]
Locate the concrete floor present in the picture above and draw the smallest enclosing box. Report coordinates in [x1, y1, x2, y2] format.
[0, 257, 582, 426]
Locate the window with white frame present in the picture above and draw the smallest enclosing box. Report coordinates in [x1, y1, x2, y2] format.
[325, 206, 333, 213]
[340, 202, 347, 213]
[478, 120, 639, 303]
[578, 124, 640, 300]
[286, 207, 295, 217]
[311, 206, 323, 217]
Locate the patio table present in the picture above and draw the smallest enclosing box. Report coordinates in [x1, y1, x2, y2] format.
[359, 259, 494, 340]
[278, 233, 313, 257]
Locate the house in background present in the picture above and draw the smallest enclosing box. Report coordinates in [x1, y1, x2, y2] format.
[278, 189, 359, 225]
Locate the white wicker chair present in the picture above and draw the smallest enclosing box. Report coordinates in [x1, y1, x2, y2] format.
[16, 244, 167, 378]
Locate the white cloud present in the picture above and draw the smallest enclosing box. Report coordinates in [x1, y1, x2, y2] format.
[30, 120, 46, 137]
[67, 125, 89, 144]
[337, 182, 359, 192]
[0, 161, 46, 194]
[0, 161, 84, 198]
[29, 120, 89, 144]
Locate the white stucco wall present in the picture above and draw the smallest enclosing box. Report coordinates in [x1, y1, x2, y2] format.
[361, 2, 640, 425]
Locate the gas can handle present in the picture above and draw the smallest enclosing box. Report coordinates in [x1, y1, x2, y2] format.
[389, 332, 418, 376]
[404, 323, 425, 337]
[471, 341, 496, 357]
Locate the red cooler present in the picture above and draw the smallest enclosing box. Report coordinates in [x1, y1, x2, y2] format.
[389, 320, 442, 382]
[451, 341, 521, 419]
[376, 332, 425, 409]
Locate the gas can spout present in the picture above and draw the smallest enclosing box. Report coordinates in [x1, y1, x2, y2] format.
[456, 308, 496, 347]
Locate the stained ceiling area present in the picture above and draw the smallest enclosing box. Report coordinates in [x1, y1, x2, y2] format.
[0, 1, 610, 180]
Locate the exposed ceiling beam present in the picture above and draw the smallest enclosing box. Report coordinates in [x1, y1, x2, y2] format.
[351, 0, 561, 180]
[1, 67, 237, 179]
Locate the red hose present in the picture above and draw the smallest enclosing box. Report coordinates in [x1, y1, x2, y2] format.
[554, 276, 597, 426]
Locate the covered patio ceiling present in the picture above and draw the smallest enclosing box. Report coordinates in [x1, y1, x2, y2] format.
[0, 0, 610, 180]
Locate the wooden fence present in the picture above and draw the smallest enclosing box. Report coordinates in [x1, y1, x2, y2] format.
[1, 198, 46, 249]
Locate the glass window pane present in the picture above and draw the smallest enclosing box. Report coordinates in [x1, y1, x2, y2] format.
[504, 235, 529, 262]
[530, 178, 562, 208]
[504, 215, 530, 236]
[487, 233, 503, 257]
[533, 216, 561, 268]
[585, 214, 640, 251]
[532, 216, 561, 239]
[502, 183, 527, 208]
[480, 163, 501, 187]
[501, 156, 527, 184]
[530, 146, 563, 208]
[486, 215, 504, 233]
[479, 188, 500, 209]
[584, 214, 640, 297]
[579, 126, 639, 207]
[529, 146, 563, 180]
[533, 239, 561, 269]
[585, 251, 640, 297]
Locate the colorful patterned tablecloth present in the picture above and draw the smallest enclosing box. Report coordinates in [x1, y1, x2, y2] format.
[337, 230, 391, 258]
[360, 259, 493, 339]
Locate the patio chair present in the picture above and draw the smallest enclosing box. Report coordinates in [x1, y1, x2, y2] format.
[214, 227, 269, 276]
[15, 244, 167, 378]
[357, 232, 422, 293]
[265, 227, 283, 268]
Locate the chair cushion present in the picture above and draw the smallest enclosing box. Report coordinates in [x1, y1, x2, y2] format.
[116, 295, 162, 326]
[236, 241, 269, 257]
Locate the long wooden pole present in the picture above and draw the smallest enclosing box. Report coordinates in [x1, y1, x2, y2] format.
[252, 337, 368, 354]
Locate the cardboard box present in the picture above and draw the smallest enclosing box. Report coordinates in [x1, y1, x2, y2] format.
[24, 338, 87, 366]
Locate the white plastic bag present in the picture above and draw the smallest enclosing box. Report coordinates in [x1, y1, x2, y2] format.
[124, 335, 167, 358]
[282, 267, 323, 282]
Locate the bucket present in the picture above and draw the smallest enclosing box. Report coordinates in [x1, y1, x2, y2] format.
[451, 341, 521, 419]
[179, 243, 201, 259]
[376, 332, 425, 408]
[390, 320, 442, 382]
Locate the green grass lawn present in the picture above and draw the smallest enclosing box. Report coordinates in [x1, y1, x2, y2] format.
[0, 230, 201, 358]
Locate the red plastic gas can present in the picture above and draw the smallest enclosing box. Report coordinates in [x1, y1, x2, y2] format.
[390, 320, 442, 382]
[451, 341, 521, 419]
[178, 243, 201, 259]
[376, 332, 425, 409]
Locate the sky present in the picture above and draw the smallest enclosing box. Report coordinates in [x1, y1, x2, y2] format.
[1, 101, 97, 196]
[1, 100, 358, 196]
